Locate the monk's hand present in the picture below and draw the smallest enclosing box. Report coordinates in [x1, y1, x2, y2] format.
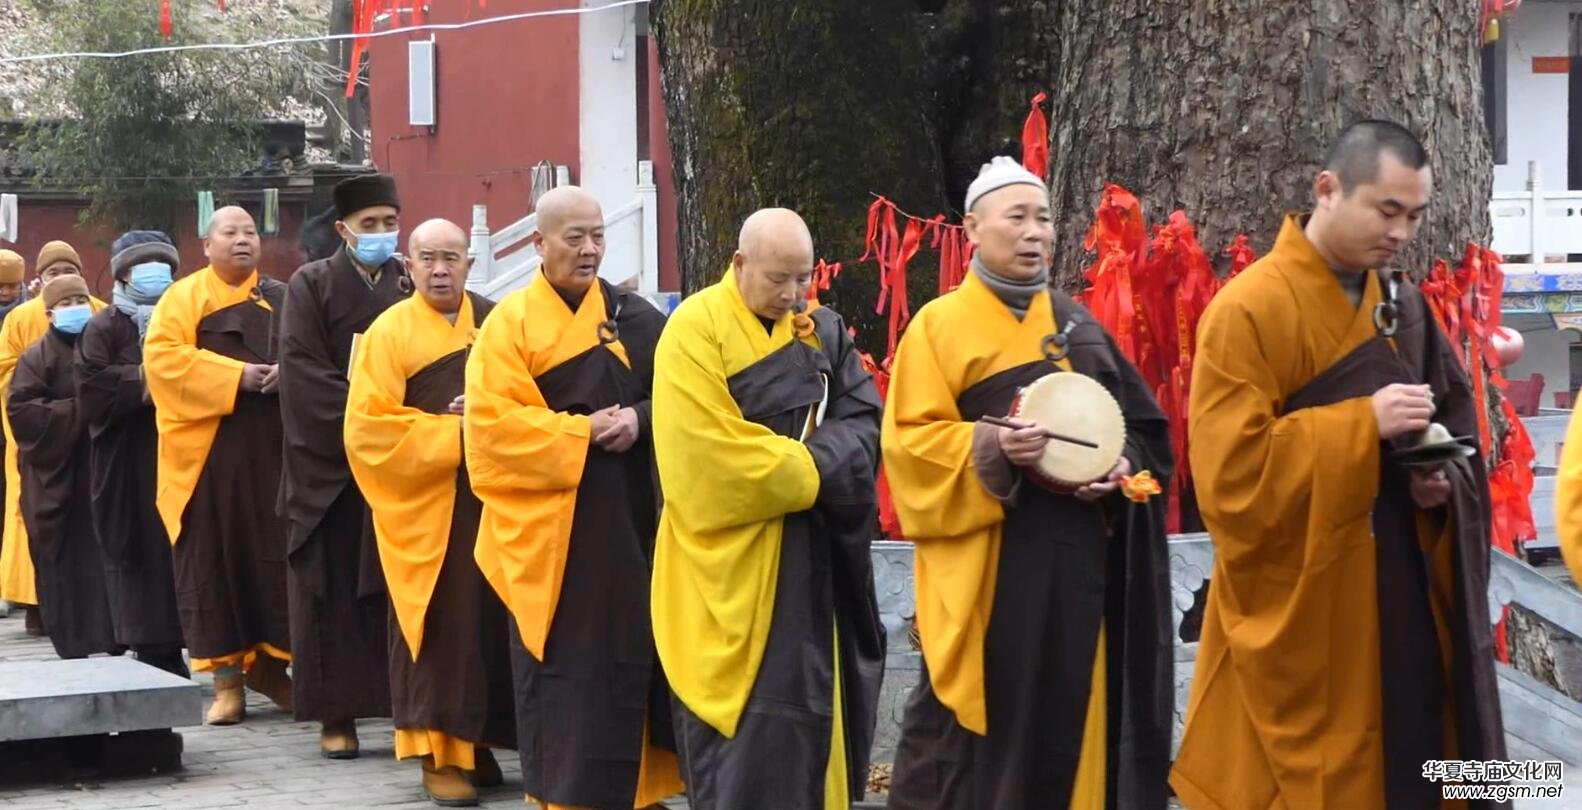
[239, 363, 272, 393]
[1410, 467, 1452, 509]
[594, 406, 640, 453]
[447, 395, 465, 415]
[259, 364, 281, 394]
[996, 417, 1049, 467]
[1372, 383, 1434, 440]
[1074, 455, 1132, 502]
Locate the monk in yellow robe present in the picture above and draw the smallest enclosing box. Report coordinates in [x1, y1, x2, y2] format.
[0, 242, 106, 636]
[882, 157, 1175, 810]
[144, 206, 294, 726]
[0, 250, 25, 624]
[346, 219, 514, 807]
[466, 187, 681, 810]
[1560, 417, 1582, 586]
[1172, 121, 1505, 809]
[652, 208, 886, 810]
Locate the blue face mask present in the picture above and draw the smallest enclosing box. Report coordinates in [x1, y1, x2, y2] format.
[128, 261, 173, 298]
[51, 303, 91, 335]
[349, 229, 400, 267]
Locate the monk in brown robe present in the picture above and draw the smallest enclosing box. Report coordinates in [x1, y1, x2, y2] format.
[8, 274, 118, 659]
[0, 242, 106, 636]
[467, 187, 683, 810]
[1172, 120, 1505, 808]
[77, 230, 187, 677]
[347, 219, 515, 807]
[145, 206, 293, 725]
[278, 173, 405, 756]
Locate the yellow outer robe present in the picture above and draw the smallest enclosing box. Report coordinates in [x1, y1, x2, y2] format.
[1172, 217, 1447, 808]
[1558, 411, 1582, 586]
[345, 293, 480, 660]
[0, 294, 107, 604]
[649, 268, 822, 739]
[144, 267, 268, 543]
[881, 273, 1106, 808]
[465, 273, 629, 658]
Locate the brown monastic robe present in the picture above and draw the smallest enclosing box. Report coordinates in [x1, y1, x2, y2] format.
[76, 306, 183, 653]
[277, 247, 404, 722]
[8, 327, 118, 658]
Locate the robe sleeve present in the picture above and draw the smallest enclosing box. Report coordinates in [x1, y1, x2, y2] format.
[76, 315, 144, 434]
[650, 310, 819, 534]
[1556, 406, 1582, 587]
[1188, 296, 1381, 575]
[346, 326, 462, 500]
[805, 309, 882, 509]
[144, 286, 244, 421]
[7, 348, 75, 469]
[463, 304, 591, 492]
[881, 309, 1007, 539]
[278, 268, 353, 483]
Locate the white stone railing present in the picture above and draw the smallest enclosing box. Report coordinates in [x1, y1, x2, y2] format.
[1491, 161, 1582, 275]
[868, 535, 1582, 766]
[465, 160, 661, 300]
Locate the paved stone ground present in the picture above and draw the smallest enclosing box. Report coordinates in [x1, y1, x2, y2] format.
[1, 607, 1576, 808]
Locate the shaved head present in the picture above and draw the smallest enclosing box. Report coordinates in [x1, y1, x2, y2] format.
[738, 208, 814, 260]
[531, 185, 606, 301]
[204, 205, 260, 280]
[407, 218, 470, 314]
[1323, 120, 1428, 195]
[733, 208, 815, 321]
[408, 218, 467, 253]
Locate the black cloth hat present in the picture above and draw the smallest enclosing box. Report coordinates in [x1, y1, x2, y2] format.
[334, 173, 401, 219]
[110, 230, 180, 282]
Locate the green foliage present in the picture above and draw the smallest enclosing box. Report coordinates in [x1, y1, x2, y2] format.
[15, 0, 305, 234]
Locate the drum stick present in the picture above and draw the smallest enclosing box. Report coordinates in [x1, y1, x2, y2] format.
[978, 415, 1100, 449]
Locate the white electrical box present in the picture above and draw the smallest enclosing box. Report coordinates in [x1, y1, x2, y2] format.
[409, 40, 436, 128]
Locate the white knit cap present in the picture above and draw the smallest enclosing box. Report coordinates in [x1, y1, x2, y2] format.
[964, 155, 1047, 213]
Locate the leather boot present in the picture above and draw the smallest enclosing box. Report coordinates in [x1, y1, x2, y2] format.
[205, 673, 245, 725]
[320, 720, 360, 760]
[244, 653, 293, 712]
[134, 645, 190, 679]
[422, 755, 479, 807]
[468, 747, 502, 788]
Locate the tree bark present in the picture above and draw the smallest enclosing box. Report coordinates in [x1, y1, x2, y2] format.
[1047, 1, 1492, 289]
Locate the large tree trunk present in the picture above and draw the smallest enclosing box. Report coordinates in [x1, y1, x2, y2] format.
[1047, 1, 1493, 289]
[653, 1, 1058, 352]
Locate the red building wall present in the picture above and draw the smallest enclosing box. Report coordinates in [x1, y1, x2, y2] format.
[3, 199, 308, 299]
[367, 0, 581, 235]
[368, 2, 679, 290]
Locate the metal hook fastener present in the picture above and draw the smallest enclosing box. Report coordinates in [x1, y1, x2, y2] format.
[597, 319, 620, 345]
[1373, 301, 1399, 337]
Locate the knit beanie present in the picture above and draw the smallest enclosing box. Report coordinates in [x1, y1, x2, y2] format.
[963, 156, 1048, 214]
[35, 240, 82, 274]
[0, 250, 23, 284]
[42, 274, 89, 309]
[110, 230, 181, 282]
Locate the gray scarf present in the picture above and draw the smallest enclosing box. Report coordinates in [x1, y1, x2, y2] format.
[113, 282, 161, 341]
[971, 254, 1049, 319]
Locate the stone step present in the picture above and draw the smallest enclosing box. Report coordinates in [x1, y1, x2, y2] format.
[0, 656, 201, 742]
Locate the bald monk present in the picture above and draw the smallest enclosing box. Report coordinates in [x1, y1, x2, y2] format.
[882, 157, 1174, 810]
[278, 173, 404, 756]
[0, 243, 105, 637]
[8, 274, 119, 659]
[347, 219, 514, 806]
[467, 187, 682, 810]
[1172, 120, 1505, 808]
[145, 207, 294, 725]
[76, 231, 187, 677]
[651, 207, 886, 810]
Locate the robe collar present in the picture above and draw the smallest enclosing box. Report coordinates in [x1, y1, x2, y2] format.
[721, 264, 795, 358]
[1270, 214, 1383, 351]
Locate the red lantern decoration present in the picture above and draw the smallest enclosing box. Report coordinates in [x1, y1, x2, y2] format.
[1490, 326, 1525, 368]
